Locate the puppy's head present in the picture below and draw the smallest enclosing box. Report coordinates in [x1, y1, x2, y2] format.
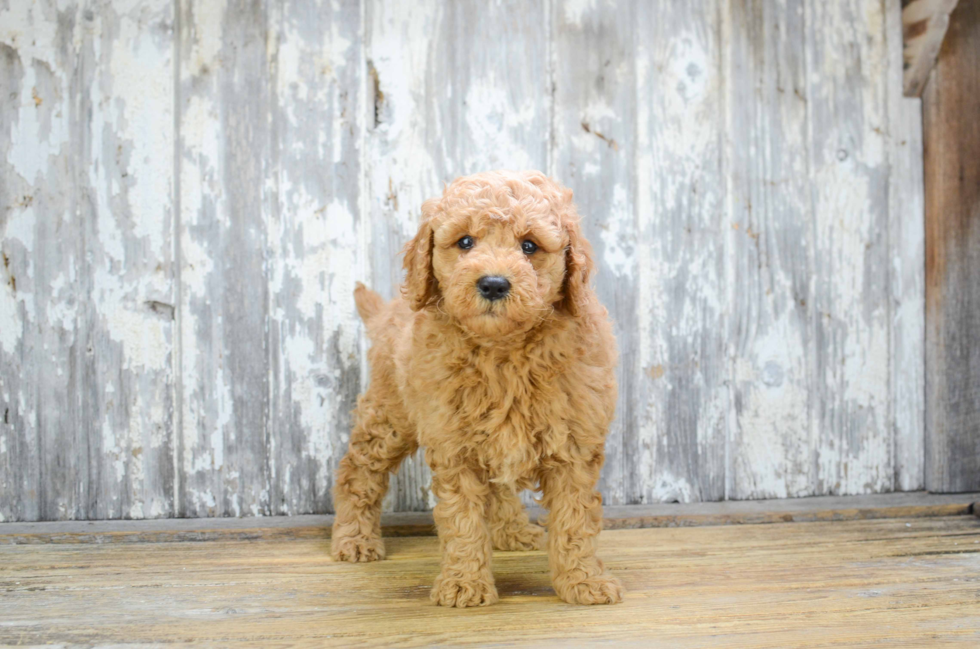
[403, 170, 595, 338]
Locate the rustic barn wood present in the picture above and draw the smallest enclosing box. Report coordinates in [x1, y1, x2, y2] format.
[0, 1, 178, 522]
[888, 0, 928, 493]
[902, 0, 960, 97]
[924, 0, 980, 493]
[177, 0, 276, 519]
[726, 0, 813, 499]
[268, 0, 364, 518]
[632, 0, 730, 503]
[2, 516, 979, 645]
[807, 0, 892, 496]
[1, 1, 927, 521]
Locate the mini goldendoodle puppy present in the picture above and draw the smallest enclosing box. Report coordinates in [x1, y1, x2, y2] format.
[330, 170, 623, 607]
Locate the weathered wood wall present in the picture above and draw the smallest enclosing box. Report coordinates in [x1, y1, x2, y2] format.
[923, 0, 980, 493]
[0, 0, 925, 522]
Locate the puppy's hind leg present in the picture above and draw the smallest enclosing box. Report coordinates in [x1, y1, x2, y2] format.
[487, 483, 545, 551]
[331, 397, 412, 562]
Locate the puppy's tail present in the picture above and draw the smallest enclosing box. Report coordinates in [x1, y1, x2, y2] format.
[353, 282, 385, 323]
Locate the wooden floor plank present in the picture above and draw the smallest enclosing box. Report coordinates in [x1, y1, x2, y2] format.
[1, 516, 978, 647]
[1, 491, 976, 545]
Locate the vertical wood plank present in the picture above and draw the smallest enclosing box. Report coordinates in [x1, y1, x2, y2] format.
[177, 0, 272, 517]
[364, 0, 550, 511]
[887, 0, 925, 492]
[81, 0, 177, 520]
[924, 0, 980, 493]
[552, 0, 637, 505]
[806, 0, 893, 494]
[0, 3, 46, 522]
[268, 0, 363, 515]
[30, 1, 88, 522]
[725, 0, 814, 499]
[1, 1, 176, 521]
[632, 0, 727, 503]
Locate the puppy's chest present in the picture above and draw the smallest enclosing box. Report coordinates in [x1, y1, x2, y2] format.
[450, 358, 569, 481]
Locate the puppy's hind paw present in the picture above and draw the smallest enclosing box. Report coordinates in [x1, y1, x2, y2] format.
[493, 523, 546, 552]
[331, 535, 386, 563]
[555, 574, 625, 605]
[430, 574, 499, 608]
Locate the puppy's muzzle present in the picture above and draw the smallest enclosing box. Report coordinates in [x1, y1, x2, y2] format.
[477, 275, 511, 302]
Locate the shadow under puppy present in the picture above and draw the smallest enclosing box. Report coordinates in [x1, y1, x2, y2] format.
[331, 170, 623, 607]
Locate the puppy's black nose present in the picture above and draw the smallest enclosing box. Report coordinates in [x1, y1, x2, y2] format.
[477, 275, 511, 301]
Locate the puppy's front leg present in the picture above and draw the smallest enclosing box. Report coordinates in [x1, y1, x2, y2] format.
[540, 450, 624, 605]
[429, 460, 498, 607]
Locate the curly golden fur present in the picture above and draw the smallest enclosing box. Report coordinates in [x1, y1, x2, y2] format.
[331, 170, 623, 607]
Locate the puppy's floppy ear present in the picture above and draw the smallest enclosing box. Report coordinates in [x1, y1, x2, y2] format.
[558, 192, 596, 317]
[402, 199, 439, 311]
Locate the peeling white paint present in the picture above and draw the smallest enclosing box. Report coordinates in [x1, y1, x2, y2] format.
[3, 56, 70, 185]
[464, 78, 539, 171]
[4, 201, 35, 253]
[0, 0, 926, 522]
[599, 184, 633, 277]
[884, 0, 925, 489]
[189, 2, 225, 75]
[733, 316, 813, 499]
[561, 0, 599, 26]
[0, 283, 21, 355]
[107, 8, 174, 253]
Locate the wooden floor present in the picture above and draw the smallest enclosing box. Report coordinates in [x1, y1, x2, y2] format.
[2, 513, 979, 647]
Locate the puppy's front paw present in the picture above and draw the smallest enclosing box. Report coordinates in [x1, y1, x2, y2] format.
[554, 573, 624, 605]
[331, 535, 385, 563]
[430, 573, 499, 607]
[493, 523, 546, 552]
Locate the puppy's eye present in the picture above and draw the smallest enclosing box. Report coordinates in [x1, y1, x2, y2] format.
[457, 236, 475, 250]
[521, 240, 538, 255]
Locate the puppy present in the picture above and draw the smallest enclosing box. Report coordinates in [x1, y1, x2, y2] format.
[330, 170, 623, 607]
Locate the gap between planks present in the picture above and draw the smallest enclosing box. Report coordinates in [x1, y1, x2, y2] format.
[0, 491, 976, 546]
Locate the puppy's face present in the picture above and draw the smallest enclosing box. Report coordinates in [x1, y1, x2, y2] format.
[430, 205, 566, 337]
[403, 171, 594, 338]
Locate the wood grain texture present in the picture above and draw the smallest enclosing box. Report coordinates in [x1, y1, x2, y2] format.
[725, 0, 813, 499]
[267, 0, 363, 516]
[177, 0, 364, 518]
[633, 0, 730, 504]
[806, 0, 894, 495]
[0, 9, 39, 524]
[177, 0, 274, 517]
[1, 0, 928, 521]
[888, 0, 926, 492]
[723, 0, 926, 499]
[924, 0, 980, 493]
[2, 517, 979, 646]
[0, 1, 177, 522]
